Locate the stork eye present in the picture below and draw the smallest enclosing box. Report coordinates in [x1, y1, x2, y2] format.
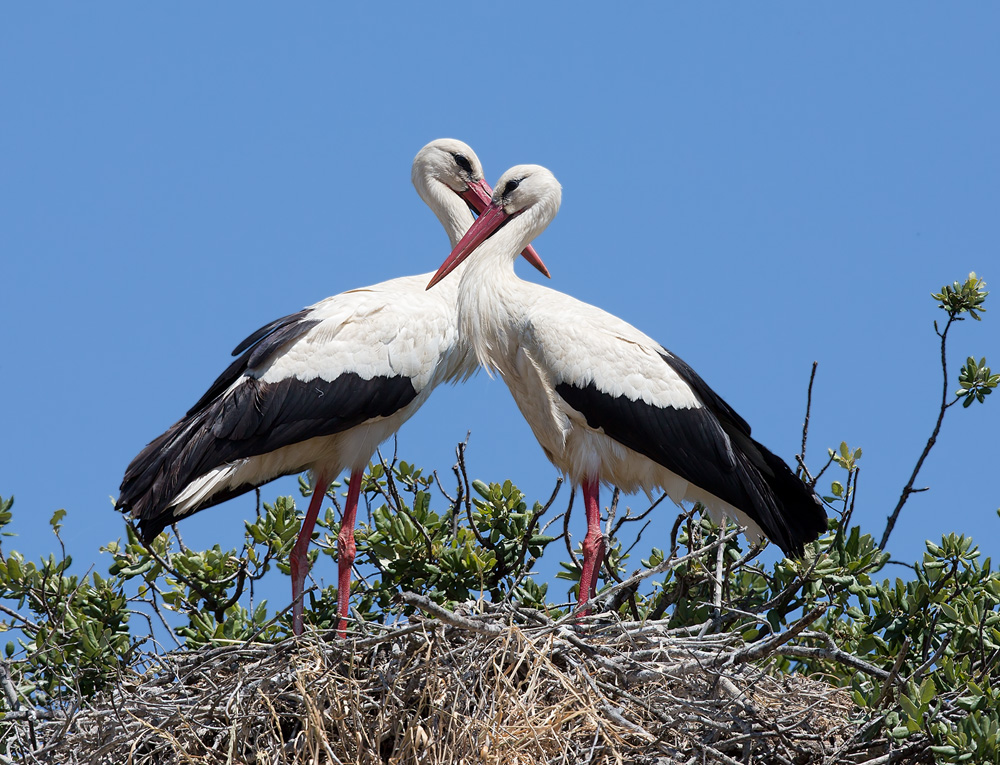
[452, 153, 473, 173]
[503, 179, 521, 195]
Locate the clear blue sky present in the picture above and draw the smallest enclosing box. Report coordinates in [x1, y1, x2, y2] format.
[2, 6, 997, 614]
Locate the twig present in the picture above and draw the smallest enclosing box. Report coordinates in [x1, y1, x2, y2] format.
[146, 586, 182, 649]
[807, 451, 837, 489]
[431, 470, 457, 514]
[712, 538, 725, 617]
[452, 442, 496, 557]
[612, 492, 667, 537]
[909, 634, 951, 685]
[668, 507, 697, 560]
[398, 592, 503, 634]
[0, 659, 37, 749]
[798, 361, 819, 477]
[170, 523, 188, 553]
[842, 464, 860, 531]
[777, 646, 893, 684]
[728, 605, 827, 665]
[874, 636, 909, 708]
[562, 486, 580, 570]
[880, 313, 957, 548]
[617, 520, 653, 561]
[10, 603, 888, 763]
[0, 660, 22, 712]
[457, 437, 472, 520]
[605, 487, 620, 546]
[212, 561, 250, 621]
[0, 709, 64, 723]
[0, 603, 41, 633]
[573, 528, 742, 618]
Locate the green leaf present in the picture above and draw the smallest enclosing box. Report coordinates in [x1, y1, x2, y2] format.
[899, 694, 921, 722]
[930, 746, 959, 757]
[919, 677, 937, 705]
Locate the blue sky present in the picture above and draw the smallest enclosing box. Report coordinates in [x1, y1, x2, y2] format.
[2, 6, 998, 615]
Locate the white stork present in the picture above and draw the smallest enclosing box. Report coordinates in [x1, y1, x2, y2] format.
[427, 164, 827, 612]
[116, 140, 549, 636]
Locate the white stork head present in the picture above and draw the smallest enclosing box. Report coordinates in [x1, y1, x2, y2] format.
[490, 164, 563, 222]
[413, 142, 550, 275]
[427, 165, 562, 289]
[412, 138, 484, 189]
[412, 139, 491, 247]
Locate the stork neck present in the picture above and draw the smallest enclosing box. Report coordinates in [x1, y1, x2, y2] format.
[455, 216, 532, 371]
[422, 180, 477, 248]
[460, 211, 531, 292]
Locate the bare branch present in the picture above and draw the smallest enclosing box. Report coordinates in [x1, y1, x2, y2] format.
[880, 314, 957, 548]
[798, 361, 819, 475]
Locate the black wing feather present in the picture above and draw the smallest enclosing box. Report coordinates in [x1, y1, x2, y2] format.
[120, 372, 417, 543]
[118, 305, 418, 544]
[231, 308, 314, 356]
[187, 309, 319, 416]
[555, 351, 825, 556]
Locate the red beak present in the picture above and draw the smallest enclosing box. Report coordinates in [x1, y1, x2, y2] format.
[427, 201, 514, 290]
[459, 179, 549, 279]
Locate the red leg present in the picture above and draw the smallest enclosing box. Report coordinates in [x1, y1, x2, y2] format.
[577, 476, 605, 616]
[291, 472, 330, 637]
[335, 470, 363, 638]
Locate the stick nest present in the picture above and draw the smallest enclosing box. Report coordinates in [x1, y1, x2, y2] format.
[9, 601, 878, 765]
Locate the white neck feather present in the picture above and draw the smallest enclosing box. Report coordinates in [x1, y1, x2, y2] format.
[455, 201, 552, 372]
[417, 177, 477, 249]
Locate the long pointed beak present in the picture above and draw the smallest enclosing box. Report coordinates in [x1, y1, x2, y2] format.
[519, 242, 549, 278]
[427, 201, 512, 290]
[459, 180, 549, 279]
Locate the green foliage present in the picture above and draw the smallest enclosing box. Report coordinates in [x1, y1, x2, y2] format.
[838, 532, 1000, 763]
[933, 272, 988, 320]
[956, 356, 999, 407]
[823, 441, 862, 505]
[0, 499, 133, 712]
[103, 494, 305, 646]
[933, 274, 995, 409]
[303, 458, 558, 629]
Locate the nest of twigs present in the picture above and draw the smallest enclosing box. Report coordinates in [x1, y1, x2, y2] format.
[8, 596, 882, 765]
